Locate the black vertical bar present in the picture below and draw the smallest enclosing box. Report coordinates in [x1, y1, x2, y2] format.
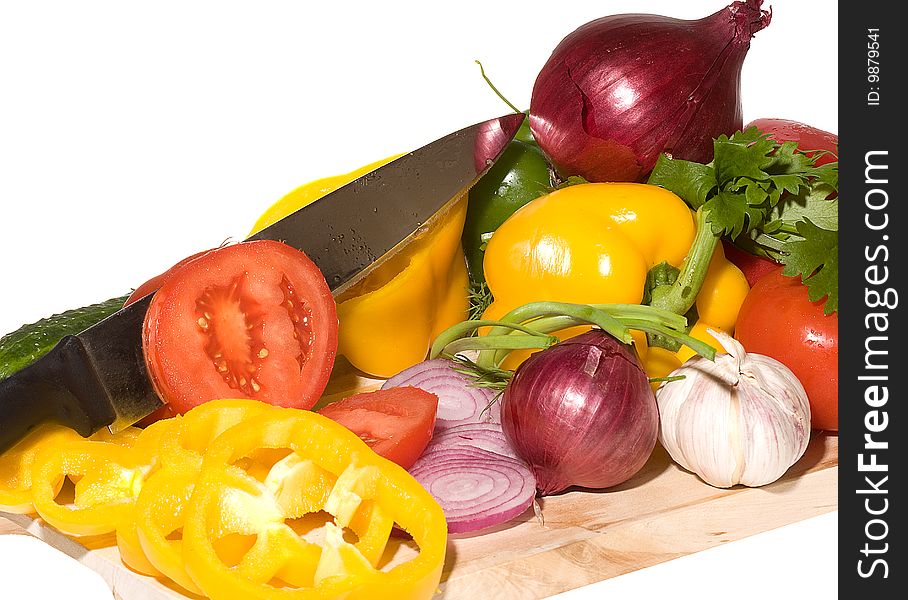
[839, 2, 903, 595]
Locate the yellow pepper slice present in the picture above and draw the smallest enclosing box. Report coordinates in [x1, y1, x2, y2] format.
[30, 440, 152, 537]
[0, 424, 80, 514]
[131, 399, 276, 593]
[182, 408, 447, 600]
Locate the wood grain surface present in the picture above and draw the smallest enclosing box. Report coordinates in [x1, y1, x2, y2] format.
[0, 358, 838, 599]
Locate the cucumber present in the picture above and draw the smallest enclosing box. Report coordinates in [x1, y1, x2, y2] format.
[0, 294, 130, 379]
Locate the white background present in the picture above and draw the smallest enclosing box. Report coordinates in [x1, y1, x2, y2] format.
[1, 1, 837, 599]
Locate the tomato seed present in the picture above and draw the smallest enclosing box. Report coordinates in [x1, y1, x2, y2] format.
[258, 348, 269, 359]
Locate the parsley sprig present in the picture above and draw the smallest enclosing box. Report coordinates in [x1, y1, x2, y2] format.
[647, 126, 838, 314]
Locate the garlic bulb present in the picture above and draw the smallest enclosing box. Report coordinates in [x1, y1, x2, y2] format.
[656, 329, 811, 488]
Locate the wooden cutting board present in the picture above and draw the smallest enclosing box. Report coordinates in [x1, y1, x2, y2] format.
[0, 358, 838, 599]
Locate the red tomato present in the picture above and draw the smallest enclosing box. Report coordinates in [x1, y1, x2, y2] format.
[142, 240, 338, 416]
[745, 118, 838, 166]
[734, 268, 837, 431]
[319, 387, 438, 469]
[124, 249, 212, 307]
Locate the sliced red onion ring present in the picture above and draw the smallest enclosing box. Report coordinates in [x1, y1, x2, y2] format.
[381, 358, 500, 429]
[409, 445, 536, 534]
[425, 422, 520, 460]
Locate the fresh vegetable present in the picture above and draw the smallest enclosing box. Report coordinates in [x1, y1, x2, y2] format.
[0, 424, 81, 513]
[318, 387, 439, 470]
[462, 119, 551, 285]
[423, 422, 521, 460]
[134, 399, 275, 594]
[30, 438, 150, 537]
[381, 358, 501, 428]
[478, 182, 747, 373]
[0, 424, 142, 517]
[529, 0, 770, 182]
[250, 156, 470, 379]
[500, 329, 658, 495]
[0, 294, 128, 380]
[409, 444, 535, 534]
[656, 330, 811, 488]
[4, 399, 446, 597]
[648, 127, 838, 314]
[721, 118, 838, 287]
[382, 358, 540, 533]
[431, 300, 717, 387]
[181, 408, 447, 600]
[142, 239, 338, 417]
[734, 267, 838, 431]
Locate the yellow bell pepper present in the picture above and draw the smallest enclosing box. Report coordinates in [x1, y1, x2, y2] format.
[250, 157, 470, 378]
[481, 183, 749, 375]
[181, 408, 447, 600]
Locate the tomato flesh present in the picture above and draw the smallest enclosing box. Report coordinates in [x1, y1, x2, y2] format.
[319, 387, 438, 469]
[142, 240, 338, 417]
[734, 267, 837, 431]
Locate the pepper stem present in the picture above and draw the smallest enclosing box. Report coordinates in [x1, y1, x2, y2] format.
[649, 208, 719, 317]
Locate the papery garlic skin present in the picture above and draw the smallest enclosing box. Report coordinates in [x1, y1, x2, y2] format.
[656, 330, 811, 488]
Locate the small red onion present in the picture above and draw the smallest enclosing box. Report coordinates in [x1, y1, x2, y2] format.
[381, 358, 500, 429]
[501, 329, 658, 495]
[409, 445, 536, 534]
[529, 0, 771, 182]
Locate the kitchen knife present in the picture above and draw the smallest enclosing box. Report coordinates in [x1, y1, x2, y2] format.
[0, 113, 526, 453]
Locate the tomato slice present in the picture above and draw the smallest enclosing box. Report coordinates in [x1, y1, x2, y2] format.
[318, 387, 438, 469]
[142, 240, 338, 416]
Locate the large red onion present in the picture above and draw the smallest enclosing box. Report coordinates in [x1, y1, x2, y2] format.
[529, 0, 771, 182]
[501, 329, 658, 495]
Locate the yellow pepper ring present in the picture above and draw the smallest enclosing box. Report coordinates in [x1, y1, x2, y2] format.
[182, 409, 447, 600]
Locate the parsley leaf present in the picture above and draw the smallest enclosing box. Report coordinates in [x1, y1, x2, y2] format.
[782, 219, 838, 314]
[647, 126, 838, 313]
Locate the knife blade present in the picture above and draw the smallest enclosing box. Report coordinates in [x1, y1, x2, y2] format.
[0, 113, 525, 452]
[249, 112, 526, 296]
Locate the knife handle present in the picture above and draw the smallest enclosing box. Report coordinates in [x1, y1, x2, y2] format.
[0, 335, 116, 453]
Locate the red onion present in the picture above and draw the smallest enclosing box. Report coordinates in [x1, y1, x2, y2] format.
[426, 422, 520, 460]
[381, 358, 500, 429]
[529, 0, 771, 182]
[386, 359, 536, 533]
[409, 445, 536, 534]
[501, 329, 658, 495]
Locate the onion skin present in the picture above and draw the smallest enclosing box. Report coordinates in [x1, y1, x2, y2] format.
[529, 0, 771, 182]
[501, 329, 658, 495]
